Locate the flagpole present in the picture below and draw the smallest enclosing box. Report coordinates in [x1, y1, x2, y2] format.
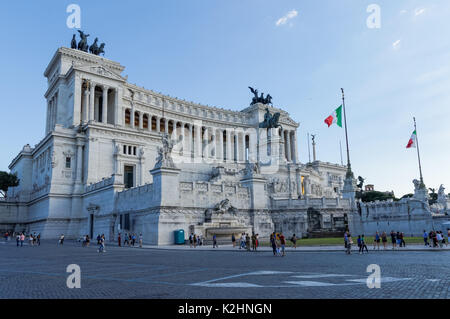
[413, 117, 424, 186]
[339, 140, 343, 166]
[307, 133, 311, 163]
[341, 88, 353, 178]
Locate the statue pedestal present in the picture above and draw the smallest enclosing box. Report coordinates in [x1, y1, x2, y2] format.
[241, 175, 267, 210]
[150, 167, 181, 206]
[414, 186, 429, 202]
[342, 174, 357, 207]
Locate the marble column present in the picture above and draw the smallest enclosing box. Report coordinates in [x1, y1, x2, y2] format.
[218, 129, 224, 162]
[139, 112, 143, 130]
[89, 82, 95, 122]
[75, 142, 83, 183]
[83, 85, 89, 124]
[130, 103, 135, 128]
[188, 124, 193, 159]
[211, 129, 216, 160]
[165, 119, 169, 134]
[156, 116, 160, 132]
[241, 133, 246, 162]
[235, 134, 240, 162]
[226, 130, 232, 162]
[293, 130, 299, 164]
[114, 87, 120, 125]
[202, 127, 209, 159]
[102, 85, 109, 123]
[195, 125, 201, 160]
[286, 131, 291, 162]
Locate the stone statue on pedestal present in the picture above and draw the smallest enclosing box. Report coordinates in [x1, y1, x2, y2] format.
[77, 30, 90, 52]
[248, 87, 273, 105]
[154, 134, 175, 169]
[259, 108, 282, 129]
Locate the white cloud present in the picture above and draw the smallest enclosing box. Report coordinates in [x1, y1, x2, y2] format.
[400, 10, 407, 15]
[276, 10, 298, 27]
[392, 40, 401, 50]
[414, 7, 426, 16]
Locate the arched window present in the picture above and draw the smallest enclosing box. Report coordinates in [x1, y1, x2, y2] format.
[143, 114, 149, 129]
[134, 112, 140, 127]
[151, 117, 157, 131]
[125, 109, 131, 125]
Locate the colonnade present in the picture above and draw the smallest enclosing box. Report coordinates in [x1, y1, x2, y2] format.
[123, 109, 298, 163]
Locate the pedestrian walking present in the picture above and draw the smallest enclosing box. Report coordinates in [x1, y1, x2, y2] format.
[245, 234, 250, 251]
[373, 231, 380, 250]
[279, 232, 286, 257]
[270, 233, 277, 256]
[189, 233, 193, 248]
[240, 233, 245, 249]
[344, 231, 348, 251]
[381, 231, 387, 249]
[346, 233, 353, 254]
[58, 234, 65, 246]
[390, 231, 396, 249]
[212, 234, 218, 248]
[124, 233, 129, 246]
[193, 234, 197, 248]
[423, 230, 429, 246]
[255, 234, 259, 251]
[16, 233, 20, 247]
[251, 233, 256, 251]
[98, 236, 106, 253]
[291, 234, 297, 249]
[139, 233, 143, 248]
[118, 233, 121, 247]
[231, 234, 236, 248]
[20, 233, 25, 247]
[360, 235, 369, 254]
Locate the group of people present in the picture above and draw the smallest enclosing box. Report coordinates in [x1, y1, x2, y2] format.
[189, 233, 204, 248]
[232, 233, 260, 251]
[270, 232, 287, 256]
[118, 233, 143, 248]
[423, 230, 449, 248]
[12, 232, 41, 247]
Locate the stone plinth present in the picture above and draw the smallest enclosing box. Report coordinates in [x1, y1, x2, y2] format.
[150, 167, 181, 206]
[241, 175, 267, 210]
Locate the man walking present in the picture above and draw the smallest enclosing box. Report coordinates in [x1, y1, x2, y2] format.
[279, 232, 286, 257]
[423, 230, 429, 246]
[270, 233, 277, 256]
[212, 234, 218, 248]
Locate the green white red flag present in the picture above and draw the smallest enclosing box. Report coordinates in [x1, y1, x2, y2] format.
[406, 130, 417, 148]
[324, 105, 343, 128]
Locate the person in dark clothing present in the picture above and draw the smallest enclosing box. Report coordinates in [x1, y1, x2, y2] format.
[359, 235, 369, 254]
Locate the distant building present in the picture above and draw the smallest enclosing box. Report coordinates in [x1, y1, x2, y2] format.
[365, 184, 374, 192]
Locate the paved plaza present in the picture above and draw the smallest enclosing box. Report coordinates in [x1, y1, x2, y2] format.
[0, 240, 449, 299]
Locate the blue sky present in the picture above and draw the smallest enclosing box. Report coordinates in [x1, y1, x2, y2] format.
[0, 0, 449, 196]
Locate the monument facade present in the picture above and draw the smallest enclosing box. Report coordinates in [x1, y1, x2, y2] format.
[1, 46, 351, 244]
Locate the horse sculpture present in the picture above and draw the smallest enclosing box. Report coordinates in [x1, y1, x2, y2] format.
[89, 38, 99, 55]
[77, 30, 90, 52]
[259, 109, 282, 129]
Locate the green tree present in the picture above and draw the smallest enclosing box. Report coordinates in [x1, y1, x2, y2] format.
[359, 191, 397, 203]
[0, 171, 19, 198]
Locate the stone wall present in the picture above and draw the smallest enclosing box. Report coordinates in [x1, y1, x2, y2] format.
[349, 198, 450, 237]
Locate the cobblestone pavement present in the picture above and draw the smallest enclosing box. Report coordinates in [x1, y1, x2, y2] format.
[0, 240, 449, 299]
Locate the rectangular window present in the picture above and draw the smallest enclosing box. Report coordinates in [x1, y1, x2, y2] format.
[124, 165, 134, 189]
[65, 157, 71, 169]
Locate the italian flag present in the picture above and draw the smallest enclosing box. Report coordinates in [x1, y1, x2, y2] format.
[406, 130, 417, 148]
[324, 105, 343, 128]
